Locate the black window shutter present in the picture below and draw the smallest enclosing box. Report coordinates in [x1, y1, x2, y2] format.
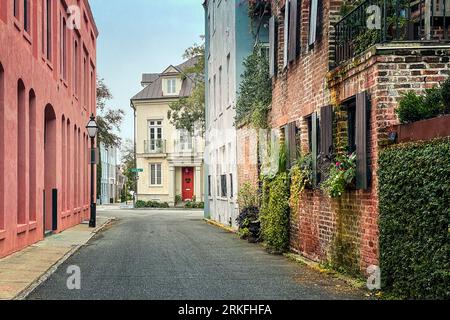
[285, 122, 297, 169]
[356, 92, 369, 190]
[309, 0, 318, 46]
[283, 1, 290, 68]
[289, 122, 298, 165]
[317, 0, 324, 41]
[288, 0, 298, 62]
[269, 15, 276, 77]
[311, 112, 319, 186]
[320, 105, 333, 158]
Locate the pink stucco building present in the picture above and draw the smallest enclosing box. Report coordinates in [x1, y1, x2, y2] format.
[0, 0, 98, 258]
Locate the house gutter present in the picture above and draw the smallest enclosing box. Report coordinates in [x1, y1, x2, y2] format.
[130, 100, 138, 208]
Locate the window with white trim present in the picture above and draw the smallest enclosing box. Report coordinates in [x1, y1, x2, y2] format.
[166, 79, 176, 94]
[148, 120, 163, 152]
[150, 163, 162, 186]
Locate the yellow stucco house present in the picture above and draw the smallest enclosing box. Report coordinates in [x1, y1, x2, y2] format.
[130, 57, 204, 206]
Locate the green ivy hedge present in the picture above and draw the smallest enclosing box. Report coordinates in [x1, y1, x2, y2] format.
[260, 173, 290, 253]
[378, 138, 450, 299]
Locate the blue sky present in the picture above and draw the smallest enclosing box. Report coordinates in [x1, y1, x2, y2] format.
[90, 0, 205, 144]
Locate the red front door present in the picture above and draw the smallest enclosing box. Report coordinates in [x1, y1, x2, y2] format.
[182, 167, 194, 201]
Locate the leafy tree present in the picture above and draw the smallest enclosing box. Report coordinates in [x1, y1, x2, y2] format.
[235, 44, 272, 128]
[120, 139, 136, 193]
[168, 38, 205, 134]
[95, 77, 125, 201]
[96, 77, 125, 148]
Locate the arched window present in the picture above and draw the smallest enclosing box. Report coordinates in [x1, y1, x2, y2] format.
[17, 80, 27, 226]
[74, 125, 78, 211]
[29, 90, 36, 222]
[61, 116, 66, 211]
[77, 128, 81, 208]
[66, 119, 71, 209]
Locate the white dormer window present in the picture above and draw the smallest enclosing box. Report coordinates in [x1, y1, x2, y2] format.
[167, 79, 177, 94]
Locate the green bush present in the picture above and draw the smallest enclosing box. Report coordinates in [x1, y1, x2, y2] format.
[260, 173, 290, 253]
[396, 91, 426, 124]
[289, 154, 313, 215]
[378, 138, 450, 299]
[194, 202, 204, 209]
[184, 201, 204, 209]
[396, 83, 450, 124]
[135, 200, 169, 209]
[135, 200, 147, 208]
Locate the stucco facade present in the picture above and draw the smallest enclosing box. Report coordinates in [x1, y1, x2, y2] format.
[131, 59, 204, 206]
[204, 0, 268, 227]
[0, 0, 98, 258]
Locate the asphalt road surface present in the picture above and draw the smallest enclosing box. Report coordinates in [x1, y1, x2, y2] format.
[27, 208, 365, 300]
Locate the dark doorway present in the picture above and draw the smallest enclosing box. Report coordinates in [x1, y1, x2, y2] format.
[44, 104, 57, 234]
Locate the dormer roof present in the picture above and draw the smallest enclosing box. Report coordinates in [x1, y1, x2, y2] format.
[131, 56, 200, 101]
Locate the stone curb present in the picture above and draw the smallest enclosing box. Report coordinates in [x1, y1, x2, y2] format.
[203, 219, 237, 233]
[13, 217, 117, 300]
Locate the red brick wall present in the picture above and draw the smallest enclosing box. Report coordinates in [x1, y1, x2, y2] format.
[237, 123, 260, 195]
[268, 0, 450, 275]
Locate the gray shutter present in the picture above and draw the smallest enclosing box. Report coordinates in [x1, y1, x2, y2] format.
[320, 105, 333, 158]
[269, 16, 276, 77]
[283, 1, 290, 68]
[309, 0, 318, 46]
[288, 0, 298, 62]
[311, 112, 318, 186]
[356, 92, 369, 190]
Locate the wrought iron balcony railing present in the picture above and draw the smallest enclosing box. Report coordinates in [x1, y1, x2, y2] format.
[144, 139, 166, 154]
[335, 0, 450, 66]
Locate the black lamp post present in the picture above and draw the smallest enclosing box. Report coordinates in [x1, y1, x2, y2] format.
[86, 114, 98, 228]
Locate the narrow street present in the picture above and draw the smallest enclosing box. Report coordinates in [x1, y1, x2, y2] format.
[27, 208, 365, 300]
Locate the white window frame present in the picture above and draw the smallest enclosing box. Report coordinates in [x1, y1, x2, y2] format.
[166, 78, 177, 95]
[150, 163, 162, 186]
[148, 120, 163, 152]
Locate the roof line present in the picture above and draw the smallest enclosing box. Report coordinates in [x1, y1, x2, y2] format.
[84, 0, 99, 37]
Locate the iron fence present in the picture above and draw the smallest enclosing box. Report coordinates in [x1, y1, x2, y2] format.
[335, 0, 450, 65]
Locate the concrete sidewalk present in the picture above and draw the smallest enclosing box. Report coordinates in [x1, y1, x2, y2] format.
[0, 216, 114, 300]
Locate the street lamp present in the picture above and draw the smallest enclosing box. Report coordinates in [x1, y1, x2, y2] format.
[86, 113, 98, 228]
